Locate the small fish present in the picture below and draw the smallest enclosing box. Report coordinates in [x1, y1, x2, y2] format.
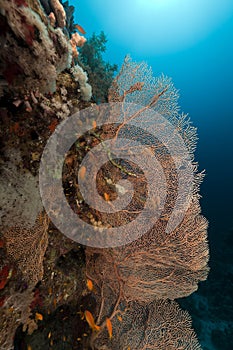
[86, 279, 93, 291]
[75, 24, 86, 34]
[84, 310, 100, 331]
[117, 315, 122, 322]
[92, 120, 97, 129]
[27, 345, 32, 350]
[104, 192, 110, 201]
[79, 166, 86, 180]
[35, 312, 43, 321]
[106, 317, 113, 339]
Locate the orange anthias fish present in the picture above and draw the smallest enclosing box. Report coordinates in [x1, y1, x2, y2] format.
[86, 279, 93, 291]
[104, 192, 110, 201]
[106, 317, 113, 339]
[75, 24, 86, 35]
[117, 315, 122, 322]
[84, 310, 100, 331]
[35, 312, 43, 321]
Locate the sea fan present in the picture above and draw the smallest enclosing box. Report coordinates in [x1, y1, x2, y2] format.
[84, 56, 209, 349]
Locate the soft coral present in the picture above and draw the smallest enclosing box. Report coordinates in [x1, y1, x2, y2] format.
[14, 0, 28, 7]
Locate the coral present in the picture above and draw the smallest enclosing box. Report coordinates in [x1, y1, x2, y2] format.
[0, 226, 42, 350]
[53, 27, 72, 72]
[48, 11, 56, 26]
[0, 286, 36, 350]
[78, 31, 118, 103]
[86, 199, 209, 304]
[0, 0, 72, 94]
[71, 64, 92, 101]
[93, 299, 202, 350]
[38, 68, 92, 118]
[0, 149, 43, 228]
[70, 32, 87, 58]
[109, 54, 180, 120]
[50, 0, 66, 28]
[84, 56, 209, 349]
[3, 212, 49, 285]
[50, 89, 73, 118]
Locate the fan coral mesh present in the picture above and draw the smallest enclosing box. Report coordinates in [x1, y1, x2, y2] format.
[93, 299, 202, 350]
[85, 55, 209, 349]
[3, 212, 49, 285]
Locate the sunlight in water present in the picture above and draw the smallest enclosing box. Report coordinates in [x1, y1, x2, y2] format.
[92, 0, 233, 54]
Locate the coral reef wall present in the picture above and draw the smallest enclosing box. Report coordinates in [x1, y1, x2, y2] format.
[0, 1, 209, 349]
[0, 0, 71, 94]
[0, 1, 92, 349]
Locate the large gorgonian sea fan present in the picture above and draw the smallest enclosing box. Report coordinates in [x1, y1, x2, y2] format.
[84, 55, 209, 349]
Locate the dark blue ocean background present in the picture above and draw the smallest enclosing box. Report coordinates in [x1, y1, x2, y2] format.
[70, 1, 233, 348]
